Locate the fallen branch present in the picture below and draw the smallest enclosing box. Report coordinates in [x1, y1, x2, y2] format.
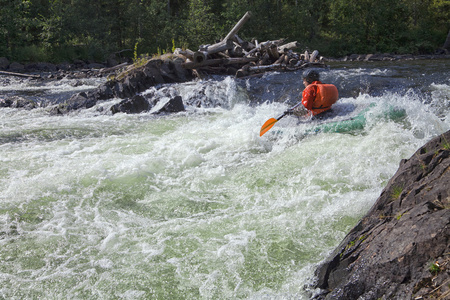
[224, 11, 252, 41]
[99, 62, 129, 73]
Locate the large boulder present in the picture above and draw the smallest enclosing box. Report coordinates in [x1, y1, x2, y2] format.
[311, 130, 450, 299]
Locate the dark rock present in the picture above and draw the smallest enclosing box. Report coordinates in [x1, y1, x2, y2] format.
[159, 95, 185, 113]
[87, 63, 105, 69]
[148, 95, 185, 114]
[72, 59, 87, 69]
[311, 130, 450, 299]
[111, 95, 151, 114]
[96, 84, 115, 100]
[0, 57, 9, 70]
[106, 56, 119, 68]
[8, 62, 25, 72]
[57, 62, 71, 71]
[54, 91, 97, 113]
[0, 97, 12, 107]
[25, 62, 57, 72]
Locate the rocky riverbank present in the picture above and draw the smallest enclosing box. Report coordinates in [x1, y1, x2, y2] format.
[309, 130, 450, 299]
[1, 51, 449, 74]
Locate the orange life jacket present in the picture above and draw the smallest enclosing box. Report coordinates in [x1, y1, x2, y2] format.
[310, 84, 339, 116]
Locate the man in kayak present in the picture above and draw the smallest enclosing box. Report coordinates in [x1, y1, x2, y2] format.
[286, 69, 339, 118]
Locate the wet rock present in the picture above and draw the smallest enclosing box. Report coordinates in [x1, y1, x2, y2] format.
[0, 97, 12, 107]
[96, 84, 115, 100]
[111, 95, 151, 114]
[0, 96, 37, 109]
[51, 91, 97, 114]
[152, 95, 185, 114]
[310, 130, 450, 299]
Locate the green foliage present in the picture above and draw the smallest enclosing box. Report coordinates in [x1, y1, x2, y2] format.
[0, 0, 448, 63]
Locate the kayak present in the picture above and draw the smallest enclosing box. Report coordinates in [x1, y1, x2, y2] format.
[268, 103, 407, 138]
[308, 103, 407, 134]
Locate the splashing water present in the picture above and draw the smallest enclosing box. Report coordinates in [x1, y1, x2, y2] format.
[0, 60, 449, 299]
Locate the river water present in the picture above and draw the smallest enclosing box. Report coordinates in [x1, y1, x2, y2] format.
[0, 59, 449, 299]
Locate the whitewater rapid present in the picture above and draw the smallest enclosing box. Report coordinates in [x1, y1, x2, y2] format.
[0, 60, 449, 299]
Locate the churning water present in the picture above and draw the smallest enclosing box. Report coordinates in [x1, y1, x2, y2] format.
[1, 60, 449, 299]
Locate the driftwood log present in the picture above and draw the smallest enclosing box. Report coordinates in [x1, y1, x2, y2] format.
[99, 62, 129, 74]
[0, 71, 41, 78]
[178, 11, 327, 78]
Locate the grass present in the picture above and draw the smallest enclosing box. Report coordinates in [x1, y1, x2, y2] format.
[429, 261, 441, 275]
[391, 185, 403, 201]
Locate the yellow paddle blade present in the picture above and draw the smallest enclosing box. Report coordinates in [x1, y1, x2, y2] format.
[260, 118, 278, 136]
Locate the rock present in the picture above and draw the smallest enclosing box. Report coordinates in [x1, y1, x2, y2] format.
[8, 62, 25, 72]
[147, 95, 185, 114]
[0, 97, 12, 107]
[0, 96, 37, 109]
[106, 56, 119, 68]
[72, 59, 87, 69]
[0, 57, 9, 70]
[53, 91, 97, 114]
[111, 95, 151, 114]
[25, 62, 57, 72]
[159, 95, 185, 113]
[311, 130, 450, 300]
[87, 63, 105, 69]
[96, 84, 115, 100]
[57, 62, 71, 71]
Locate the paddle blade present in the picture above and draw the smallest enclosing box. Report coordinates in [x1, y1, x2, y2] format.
[259, 118, 278, 136]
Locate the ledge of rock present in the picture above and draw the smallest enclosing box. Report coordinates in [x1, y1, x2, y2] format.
[310, 130, 450, 300]
[50, 54, 193, 115]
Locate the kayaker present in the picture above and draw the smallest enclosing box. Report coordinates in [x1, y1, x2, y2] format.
[286, 69, 339, 118]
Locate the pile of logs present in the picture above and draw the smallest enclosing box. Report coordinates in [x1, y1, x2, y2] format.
[176, 11, 326, 78]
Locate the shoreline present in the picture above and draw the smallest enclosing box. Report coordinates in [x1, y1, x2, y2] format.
[1, 52, 450, 77]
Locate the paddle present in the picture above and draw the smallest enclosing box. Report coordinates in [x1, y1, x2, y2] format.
[259, 102, 303, 136]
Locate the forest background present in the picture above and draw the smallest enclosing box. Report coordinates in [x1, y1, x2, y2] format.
[1, 0, 449, 64]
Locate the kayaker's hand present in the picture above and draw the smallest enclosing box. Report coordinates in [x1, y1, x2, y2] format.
[284, 109, 294, 115]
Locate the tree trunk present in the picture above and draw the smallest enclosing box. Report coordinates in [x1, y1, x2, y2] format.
[193, 51, 208, 63]
[200, 39, 234, 55]
[309, 50, 319, 62]
[278, 41, 301, 53]
[182, 57, 258, 69]
[174, 48, 195, 61]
